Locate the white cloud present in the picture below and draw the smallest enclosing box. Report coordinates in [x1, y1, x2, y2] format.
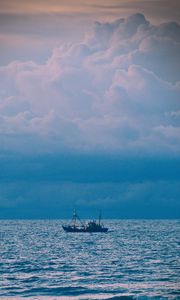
[0, 13, 180, 155]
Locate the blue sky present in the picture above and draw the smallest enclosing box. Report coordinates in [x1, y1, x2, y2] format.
[0, 0, 180, 218]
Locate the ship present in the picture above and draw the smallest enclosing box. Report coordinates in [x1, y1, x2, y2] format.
[62, 210, 108, 233]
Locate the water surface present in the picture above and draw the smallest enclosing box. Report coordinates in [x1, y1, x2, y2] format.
[0, 220, 179, 299]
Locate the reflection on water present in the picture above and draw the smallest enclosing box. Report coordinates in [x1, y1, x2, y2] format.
[0, 220, 180, 299]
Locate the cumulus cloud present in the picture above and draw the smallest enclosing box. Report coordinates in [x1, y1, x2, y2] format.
[0, 13, 180, 155]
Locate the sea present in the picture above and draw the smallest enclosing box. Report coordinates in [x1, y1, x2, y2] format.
[0, 220, 180, 300]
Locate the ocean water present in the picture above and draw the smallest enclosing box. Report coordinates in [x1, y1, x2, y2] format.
[0, 220, 179, 299]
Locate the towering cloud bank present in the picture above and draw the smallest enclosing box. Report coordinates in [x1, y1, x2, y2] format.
[0, 13, 180, 155]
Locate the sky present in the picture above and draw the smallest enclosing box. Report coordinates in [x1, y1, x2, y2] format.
[0, 0, 180, 219]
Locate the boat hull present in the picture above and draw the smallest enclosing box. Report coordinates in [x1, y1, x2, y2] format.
[62, 225, 108, 233]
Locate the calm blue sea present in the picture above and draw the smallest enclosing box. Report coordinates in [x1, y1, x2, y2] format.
[0, 220, 180, 299]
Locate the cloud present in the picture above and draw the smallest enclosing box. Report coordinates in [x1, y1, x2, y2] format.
[1, 0, 180, 65]
[0, 179, 179, 218]
[0, 13, 180, 155]
[0, 154, 179, 218]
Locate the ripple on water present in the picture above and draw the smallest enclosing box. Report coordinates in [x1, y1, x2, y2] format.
[0, 220, 180, 299]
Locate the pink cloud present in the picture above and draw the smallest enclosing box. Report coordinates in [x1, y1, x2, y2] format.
[0, 13, 179, 155]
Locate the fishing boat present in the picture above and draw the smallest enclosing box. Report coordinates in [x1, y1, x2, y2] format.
[62, 210, 108, 233]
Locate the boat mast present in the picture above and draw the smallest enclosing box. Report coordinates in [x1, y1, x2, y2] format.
[72, 209, 78, 227]
[98, 211, 102, 226]
[72, 209, 85, 228]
